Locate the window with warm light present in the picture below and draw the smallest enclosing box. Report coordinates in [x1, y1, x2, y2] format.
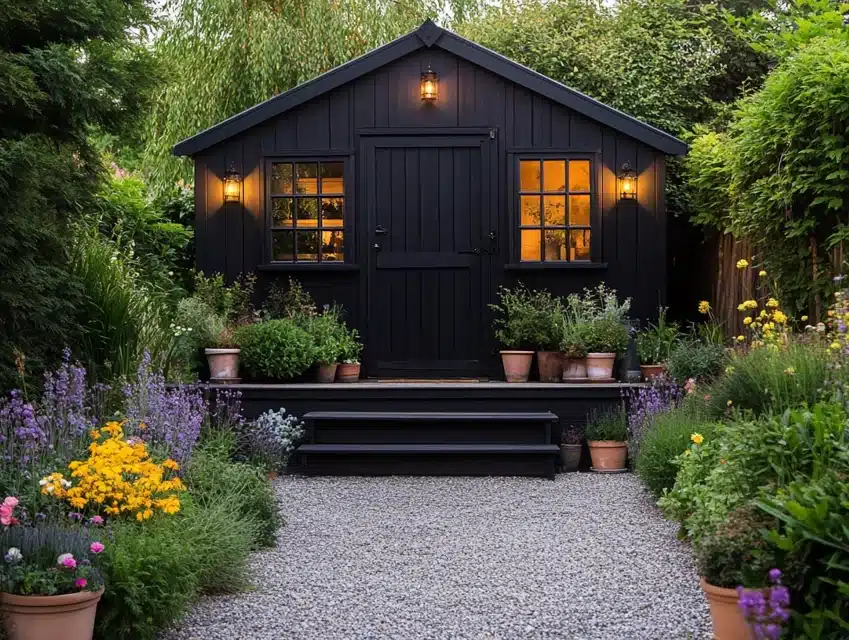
[518, 159, 592, 262]
[269, 161, 345, 262]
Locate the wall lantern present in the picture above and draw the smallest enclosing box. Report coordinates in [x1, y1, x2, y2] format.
[421, 66, 438, 101]
[618, 162, 637, 201]
[223, 164, 241, 203]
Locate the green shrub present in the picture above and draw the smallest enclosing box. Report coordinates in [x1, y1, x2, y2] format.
[171, 297, 225, 373]
[577, 317, 630, 355]
[667, 339, 727, 383]
[306, 310, 347, 364]
[489, 284, 547, 350]
[193, 272, 255, 323]
[636, 307, 680, 365]
[635, 406, 715, 497]
[236, 319, 316, 380]
[585, 406, 628, 441]
[185, 447, 280, 548]
[706, 342, 829, 418]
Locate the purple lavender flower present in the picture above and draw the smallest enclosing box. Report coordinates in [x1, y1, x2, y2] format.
[622, 375, 682, 454]
[768, 568, 782, 583]
[739, 570, 791, 639]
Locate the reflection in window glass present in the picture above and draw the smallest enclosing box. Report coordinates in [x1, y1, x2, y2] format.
[271, 163, 293, 194]
[297, 231, 319, 261]
[296, 199, 319, 227]
[272, 198, 293, 227]
[272, 230, 294, 261]
[320, 162, 344, 194]
[321, 231, 344, 261]
[321, 198, 344, 228]
[296, 163, 318, 194]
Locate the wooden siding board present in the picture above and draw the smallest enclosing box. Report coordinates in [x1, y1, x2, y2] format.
[205, 152, 226, 276]
[550, 104, 571, 148]
[274, 114, 297, 151]
[194, 157, 208, 273]
[532, 94, 551, 147]
[242, 130, 264, 272]
[513, 88, 533, 148]
[296, 98, 330, 149]
[329, 88, 351, 149]
[223, 142, 244, 280]
[353, 75, 376, 129]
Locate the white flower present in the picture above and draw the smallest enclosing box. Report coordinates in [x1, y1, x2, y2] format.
[45, 485, 54, 493]
[5, 548, 22, 563]
[38, 478, 48, 486]
[56, 553, 73, 566]
[60, 479, 71, 488]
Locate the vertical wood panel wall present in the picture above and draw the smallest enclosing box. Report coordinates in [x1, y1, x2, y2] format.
[195, 48, 668, 327]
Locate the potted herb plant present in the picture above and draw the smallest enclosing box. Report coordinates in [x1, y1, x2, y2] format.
[533, 292, 565, 382]
[205, 325, 241, 383]
[489, 285, 537, 383]
[337, 327, 363, 382]
[636, 308, 680, 380]
[0, 500, 107, 640]
[580, 318, 631, 381]
[560, 425, 583, 472]
[308, 312, 346, 383]
[585, 407, 628, 471]
[561, 321, 589, 381]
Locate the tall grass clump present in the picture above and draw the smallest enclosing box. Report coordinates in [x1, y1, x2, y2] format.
[667, 339, 727, 383]
[706, 342, 828, 418]
[70, 230, 173, 380]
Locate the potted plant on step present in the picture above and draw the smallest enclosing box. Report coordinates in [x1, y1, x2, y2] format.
[308, 310, 346, 383]
[0, 499, 106, 640]
[561, 321, 588, 381]
[636, 307, 680, 380]
[337, 327, 363, 382]
[560, 425, 583, 472]
[585, 407, 628, 471]
[205, 325, 241, 383]
[533, 292, 565, 382]
[490, 285, 537, 383]
[580, 318, 630, 381]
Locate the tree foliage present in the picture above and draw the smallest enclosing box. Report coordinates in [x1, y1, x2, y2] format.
[142, 0, 477, 192]
[0, 0, 158, 388]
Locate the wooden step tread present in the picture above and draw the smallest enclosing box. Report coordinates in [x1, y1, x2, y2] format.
[303, 411, 558, 421]
[298, 444, 560, 454]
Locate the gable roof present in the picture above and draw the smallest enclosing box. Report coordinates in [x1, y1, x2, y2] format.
[173, 19, 688, 157]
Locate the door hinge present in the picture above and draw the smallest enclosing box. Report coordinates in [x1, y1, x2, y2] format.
[489, 127, 497, 140]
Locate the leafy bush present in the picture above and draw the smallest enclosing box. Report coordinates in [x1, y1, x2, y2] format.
[585, 407, 628, 441]
[489, 284, 547, 350]
[706, 342, 828, 418]
[339, 325, 363, 363]
[171, 297, 225, 372]
[263, 277, 318, 322]
[185, 447, 280, 548]
[306, 310, 347, 364]
[238, 409, 305, 474]
[635, 405, 714, 497]
[667, 339, 726, 383]
[576, 317, 630, 355]
[193, 272, 255, 324]
[636, 308, 680, 365]
[236, 319, 316, 380]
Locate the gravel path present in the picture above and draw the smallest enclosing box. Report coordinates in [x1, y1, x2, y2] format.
[165, 474, 711, 640]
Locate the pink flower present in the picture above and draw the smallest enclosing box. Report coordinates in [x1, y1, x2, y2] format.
[3, 497, 19, 509]
[57, 553, 77, 569]
[75, 578, 87, 589]
[89, 516, 104, 526]
[0, 504, 15, 527]
[89, 542, 104, 554]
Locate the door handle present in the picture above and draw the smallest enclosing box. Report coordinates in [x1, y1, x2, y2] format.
[375, 225, 389, 236]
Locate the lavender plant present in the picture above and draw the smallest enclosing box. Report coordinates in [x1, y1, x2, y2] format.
[738, 569, 791, 640]
[623, 375, 682, 456]
[239, 409, 304, 473]
[123, 353, 206, 464]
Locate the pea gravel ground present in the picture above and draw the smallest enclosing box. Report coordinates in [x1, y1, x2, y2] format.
[164, 474, 711, 640]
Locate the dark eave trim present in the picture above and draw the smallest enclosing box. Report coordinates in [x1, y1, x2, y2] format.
[173, 20, 687, 157]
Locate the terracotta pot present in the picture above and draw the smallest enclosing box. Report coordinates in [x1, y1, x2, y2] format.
[559, 444, 582, 472]
[700, 578, 753, 640]
[586, 353, 616, 380]
[316, 363, 338, 383]
[640, 363, 667, 381]
[588, 440, 628, 470]
[336, 362, 361, 383]
[562, 357, 588, 380]
[537, 351, 563, 382]
[1, 587, 104, 640]
[500, 351, 534, 383]
[205, 348, 240, 383]
[267, 470, 278, 480]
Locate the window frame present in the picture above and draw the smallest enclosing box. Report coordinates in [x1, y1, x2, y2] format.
[510, 152, 600, 265]
[264, 156, 351, 265]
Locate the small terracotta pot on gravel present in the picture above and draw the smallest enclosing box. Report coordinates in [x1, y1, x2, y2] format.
[1, 587, 104, 640]
[588, 440, 627, 470]
[700, 578, 753, 640]
[500, 351, 533, 383]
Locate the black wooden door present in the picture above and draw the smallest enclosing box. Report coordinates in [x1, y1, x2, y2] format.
[362, 135, 491, 378]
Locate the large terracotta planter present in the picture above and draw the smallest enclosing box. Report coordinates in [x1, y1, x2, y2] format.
[1, 587, 104, 640]
[700, 579, 753, 640]
[588, 440, 628, 470]
[336, 362, 361, 382]
[537, 351, 563, 382]
[316, 363, 338, 383]
[586, 353, 616, 380]
[640, 363, 667, 381]
[500, 351, 533, 383]
[562, 357, 588, 381]
[559, 444, 582, 472]
[205, 348, 240, 383]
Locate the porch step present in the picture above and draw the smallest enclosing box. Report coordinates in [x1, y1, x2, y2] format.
[303, 411, 558, 445]
[297, 444, 559, 478]
[296, 411, 559, 478]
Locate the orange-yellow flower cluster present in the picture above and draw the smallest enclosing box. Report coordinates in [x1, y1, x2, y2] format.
[41, 421, 184, 521]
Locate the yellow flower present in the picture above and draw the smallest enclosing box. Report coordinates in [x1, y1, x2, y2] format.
[830, 341, 842, 350]
[784, 367, 796, 376]
[758, 270, 767, 277]
[683, 449, 691, 456]
[725, 366, 735, 375]
[698, 300, 711, 315]
[766, 298, 779, 308]
[690, 433, 704, 445]
[737, 335, 745, 342]
[736, 259, 749, 269]
[773, 310, 787, 325]
[727, 399, 733, 406]
[743, 317, 752, 326]
[828, 310, 835, 317]
[743, 300, 758, 310]
[801, 315, 809, 322]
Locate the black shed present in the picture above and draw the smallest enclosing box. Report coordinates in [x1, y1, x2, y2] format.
[175, 19, 687, 380]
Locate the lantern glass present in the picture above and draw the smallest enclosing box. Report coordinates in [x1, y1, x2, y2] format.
[223, 169, 241, 203]
[618, 163, 637, 201]
[421, 68, 438, 101]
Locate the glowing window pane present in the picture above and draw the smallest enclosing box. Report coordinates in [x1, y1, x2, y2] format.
[543, 196, 566, 226]
[272, 231, 294, 261]
[296, 199, 319, 228]
[569, 195, 591, 226]
[543, 160, 566, 192]
[520, 195, 541, 226]
[297, 231, 318, 261]
[321, 198, 344, 228]
[519, 160, 540, 192]
[520, 229, 541, 261]
[569, 160, 591, 192]
[272, 198, 293, 227]
[570, 230, 591, 261]
[271, 163, 293, 194]
[544, 230, 567, 261]
[321, 231, 344, 261]
[320, 162, 344, 194]
[296, 163, 318, 194]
